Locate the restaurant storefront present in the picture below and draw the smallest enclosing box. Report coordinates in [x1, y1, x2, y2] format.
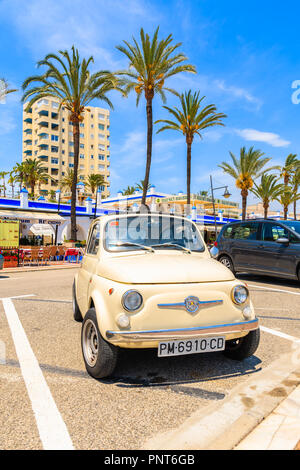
[0, 210, 66, 245]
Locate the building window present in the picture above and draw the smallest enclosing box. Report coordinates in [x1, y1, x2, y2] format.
[51, 135, 59, 141]
[90, 155, 94, 159]
[80, 143, 84, 149]
[51, 146, 59, 153]
[80, 123, 84, 128]
[98, 133, 105, 140]
[69, 152, 74, 157]
[98, 144, 105, 151]
[69, 141, 74, 146]
[80, 154, 85, 159]
[51, 102, 59, 109]
[90, 165, 94, 170]
[91, 124, 94, 128]
[98, 164, 105, 170]
[98, 154, 105, 160]
[98, 114, 105, 120]
[80, 133, 84, 138]
[80, 164, 84, 170]
[69, 163, 74, 168]
[98, 124, 105, 130]
[51, 158, 58, 164]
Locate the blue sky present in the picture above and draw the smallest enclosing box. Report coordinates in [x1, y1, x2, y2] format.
[0, 0, 300, 207]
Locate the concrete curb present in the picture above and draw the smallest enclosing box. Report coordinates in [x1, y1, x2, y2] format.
[143, 346, 300, 450]
[2, 265, 80, 274]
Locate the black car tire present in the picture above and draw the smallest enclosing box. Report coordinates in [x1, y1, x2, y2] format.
[81, 308, 118, 379]
[219, 255, 235, 274]
[297, 265, 300, 283]
[72, 281, 83, 322]
[223, 328, 260, 361]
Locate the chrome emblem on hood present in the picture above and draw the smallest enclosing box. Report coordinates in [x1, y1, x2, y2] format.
[184, 296, 200, 314]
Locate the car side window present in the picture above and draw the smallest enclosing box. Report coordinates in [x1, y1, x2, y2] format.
[222, 226, 234, 239]
[86, 223, 100, 255]
[262, 223, 289, 242]
[232, 222, 259, 240]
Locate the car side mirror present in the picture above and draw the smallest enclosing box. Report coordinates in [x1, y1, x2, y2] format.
[276, 237, 289, 244]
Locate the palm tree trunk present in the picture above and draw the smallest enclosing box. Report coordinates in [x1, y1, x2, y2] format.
[264, 202, 269, 219]
[284, 205, 288, 220]
[294, 199, 297, 220]
[186, 140, 192, 208]
[241, 190, 248, 220]
[71, 121, 80, 241]
[142, 98, 153, 208]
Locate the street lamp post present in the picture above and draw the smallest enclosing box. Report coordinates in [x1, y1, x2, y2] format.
[209, 175, 231, 240]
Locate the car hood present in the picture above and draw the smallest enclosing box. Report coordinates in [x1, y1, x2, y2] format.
[97, 253, 235, 284]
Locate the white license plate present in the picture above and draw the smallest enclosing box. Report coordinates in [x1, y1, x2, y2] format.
[158, 336, 225, 357]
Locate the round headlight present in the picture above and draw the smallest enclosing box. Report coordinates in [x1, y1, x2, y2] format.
[122, 290, 143, 312]
[232, 285, 249, 305]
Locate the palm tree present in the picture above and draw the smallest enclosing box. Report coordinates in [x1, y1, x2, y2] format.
[13, 162, 26, 192]
[291, 168, 300, 220]
[123, 185, 136, 195]
[0, 78, 17, 102]
[22, 158, 49, 199]
[250, 174, 285, 219]
[155, 90, 226, 205]
[8, 171, 17, 198]
[61, 169, 76, 193]
[280, 154, 300, 186]
[22, 46, 121, 240]
[117, 27, 196, 206]
[276, 187, 300, 220]
[219, 147, 276, 220]
[0, 171, 8, 197]
[86, 174, 107, 196]
[135, 179, 151, 193]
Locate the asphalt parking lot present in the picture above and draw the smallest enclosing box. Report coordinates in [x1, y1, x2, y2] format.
[0, 268, 299, 450]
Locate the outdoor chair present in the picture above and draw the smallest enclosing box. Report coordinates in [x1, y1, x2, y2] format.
[49, 246, 58, 261]
[30, 248, 41, 266]
[22, 250, 32, 266]
[57, 246, 66, 261]
[40, 248, 50, 265]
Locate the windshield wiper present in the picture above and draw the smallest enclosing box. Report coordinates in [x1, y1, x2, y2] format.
[150, 243, 191, 254]
[115, 241, 155, 252]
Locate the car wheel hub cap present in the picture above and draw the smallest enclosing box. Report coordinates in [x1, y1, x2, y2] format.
[83, 320, 99, 367]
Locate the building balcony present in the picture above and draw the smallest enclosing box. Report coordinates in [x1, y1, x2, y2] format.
[24, 139, 32, 145]
[38, 155, 49, 162]
[24, 150, 32, 156]
[24, 128, 32, 135]
[24, 117, 32, 124]
[38, 109, 49, 117]
[38, 143, 49, 151]
[38, 119, 49, 128]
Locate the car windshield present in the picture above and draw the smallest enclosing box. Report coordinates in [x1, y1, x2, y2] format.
[104, 215, 205, 253]
[281, 221, 300, 236]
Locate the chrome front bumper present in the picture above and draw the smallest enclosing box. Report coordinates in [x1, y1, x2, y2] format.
[106, 318, 259, 343]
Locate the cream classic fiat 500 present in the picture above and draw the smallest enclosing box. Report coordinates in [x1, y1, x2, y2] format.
[73, 213, 259, 379]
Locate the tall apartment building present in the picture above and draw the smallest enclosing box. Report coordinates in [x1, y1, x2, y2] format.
[22, 97, 110, 198]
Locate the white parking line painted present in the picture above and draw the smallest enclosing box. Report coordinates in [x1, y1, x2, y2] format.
[0, 277, 24, 281]
[2, 298, 74, 450]
[260, 325, 300, 343]
[248, 284, 300, 296]
[0, 294, 36, 300]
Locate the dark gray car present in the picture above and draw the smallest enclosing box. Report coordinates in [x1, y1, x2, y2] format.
[213, 219, 300, 281]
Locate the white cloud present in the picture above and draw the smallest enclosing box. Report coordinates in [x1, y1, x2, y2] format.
[214, 80, 262, 109]
[235, 128, 290, 147]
